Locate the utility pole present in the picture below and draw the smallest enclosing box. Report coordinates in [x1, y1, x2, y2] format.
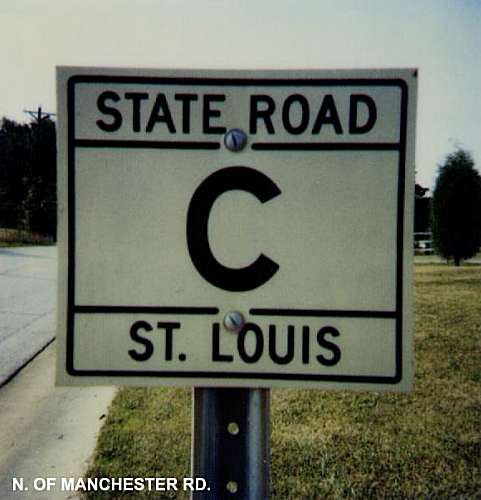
[21, 106, 57, 236]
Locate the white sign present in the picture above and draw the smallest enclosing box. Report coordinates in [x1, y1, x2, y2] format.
[56, 67, 416, 390]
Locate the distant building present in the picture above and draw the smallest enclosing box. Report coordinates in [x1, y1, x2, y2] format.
[414, 183, 433, 254]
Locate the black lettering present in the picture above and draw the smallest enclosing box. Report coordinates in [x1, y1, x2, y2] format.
[316, 326, 341, 366]
[128, 321, 154, 361]
[312, 94, 343, 134]
[146, 93, 176, 133]
[203, 95, 226, 134]
[249, 95, 275, 134]
[157, 322, 181, 361]
[349, 94, 377, 134]
[268, 325, 295, 364]
[187, 166, 281, 291]
[175, 93, 198, 133]
[124, 92, 148, 132]
[238, 323, 264, 363]
[282, 94, 310, 135]
[302, 326, 310, 364]
[212, 323, 233, 362]
[96, 91, 122, 132]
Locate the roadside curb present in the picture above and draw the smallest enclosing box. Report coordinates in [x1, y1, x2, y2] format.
[0, 336, 55, 390]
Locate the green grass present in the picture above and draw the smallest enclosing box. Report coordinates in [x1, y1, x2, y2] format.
[0, 241, 54, 247]
[85, 265, 481, 499]
[0, 227, 55, 247]
[414, 251, 481, 262]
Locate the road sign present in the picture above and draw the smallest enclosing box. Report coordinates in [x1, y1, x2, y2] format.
[56, 67, 416, 390]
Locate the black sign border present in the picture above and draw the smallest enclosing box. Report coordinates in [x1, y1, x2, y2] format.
[66, 74, 409, 385]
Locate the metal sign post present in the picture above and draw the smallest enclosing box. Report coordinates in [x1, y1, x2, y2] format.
[192, 388, 270, 499]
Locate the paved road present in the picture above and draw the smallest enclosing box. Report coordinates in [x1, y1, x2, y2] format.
[414, 257, 481, 264]
[0, 246, 57, 386]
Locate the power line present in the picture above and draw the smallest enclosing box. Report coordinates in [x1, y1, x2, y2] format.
[23, 106, 56, 123]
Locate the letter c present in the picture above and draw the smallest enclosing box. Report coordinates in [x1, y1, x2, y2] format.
[186, 166, 281, 291]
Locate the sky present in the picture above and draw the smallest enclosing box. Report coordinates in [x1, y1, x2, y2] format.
[0, 0, 480, 189]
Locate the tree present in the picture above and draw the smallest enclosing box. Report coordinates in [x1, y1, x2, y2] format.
[0, 116, 56, 237]
[19, 117, 57, 237]
[0, 118, 32, 228]
[431, 149, 481, 265]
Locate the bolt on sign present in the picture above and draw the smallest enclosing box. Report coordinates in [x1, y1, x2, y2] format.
[56, 67, 417, 391]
